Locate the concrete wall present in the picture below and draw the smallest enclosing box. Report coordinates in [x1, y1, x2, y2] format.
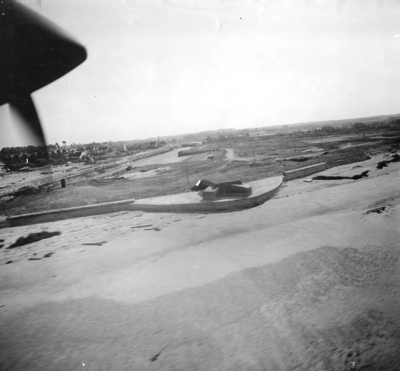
[128, 179, 282, 213]
[7, 199, 136, 227]
[4, 177, 283, 226]
[283, 162, 327, 181]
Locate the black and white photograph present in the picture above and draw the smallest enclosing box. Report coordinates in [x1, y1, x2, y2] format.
[1, 0, 400, 370]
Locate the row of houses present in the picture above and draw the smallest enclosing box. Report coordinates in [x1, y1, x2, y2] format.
[0, 146, 111, 170]
[1, 138, 174, 171]
[1, 150, 83, 169]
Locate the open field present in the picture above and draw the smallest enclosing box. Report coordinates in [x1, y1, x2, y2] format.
[1, 126, 399, 216]
[1, 149, 400, 370]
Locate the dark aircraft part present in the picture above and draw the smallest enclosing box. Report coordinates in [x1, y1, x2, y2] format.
[9, 94, 44, 145]
[0, 0, 87, 145]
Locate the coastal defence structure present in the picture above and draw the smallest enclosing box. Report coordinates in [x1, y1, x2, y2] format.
[283, 163, 327, 181]
[4, 176, 282, 226]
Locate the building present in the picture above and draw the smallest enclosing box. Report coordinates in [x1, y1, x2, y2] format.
[249, 131, 268, 137]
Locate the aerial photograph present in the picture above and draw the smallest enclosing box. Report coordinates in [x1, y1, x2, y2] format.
[1, 0, 399, 370]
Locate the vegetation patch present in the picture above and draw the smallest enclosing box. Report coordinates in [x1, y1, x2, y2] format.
[376, 153, 400, 169]
[313, 171, 370, 181]
[7, 231, 61, 249]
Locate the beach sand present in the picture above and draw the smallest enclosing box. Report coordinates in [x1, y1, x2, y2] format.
[1, 155, 399, 370]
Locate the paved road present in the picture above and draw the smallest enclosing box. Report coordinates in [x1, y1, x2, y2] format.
[224, 148, 235, 160]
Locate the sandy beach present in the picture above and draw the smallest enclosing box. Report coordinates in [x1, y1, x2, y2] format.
[1, 155, 399, 370]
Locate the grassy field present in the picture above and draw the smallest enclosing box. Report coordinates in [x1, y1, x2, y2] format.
[2, 128, 399, 216]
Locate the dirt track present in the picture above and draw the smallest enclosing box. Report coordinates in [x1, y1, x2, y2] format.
[1, 156, 400, 371]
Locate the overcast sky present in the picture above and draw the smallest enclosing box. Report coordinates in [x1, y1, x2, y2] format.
[1, 0, 400, 147]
